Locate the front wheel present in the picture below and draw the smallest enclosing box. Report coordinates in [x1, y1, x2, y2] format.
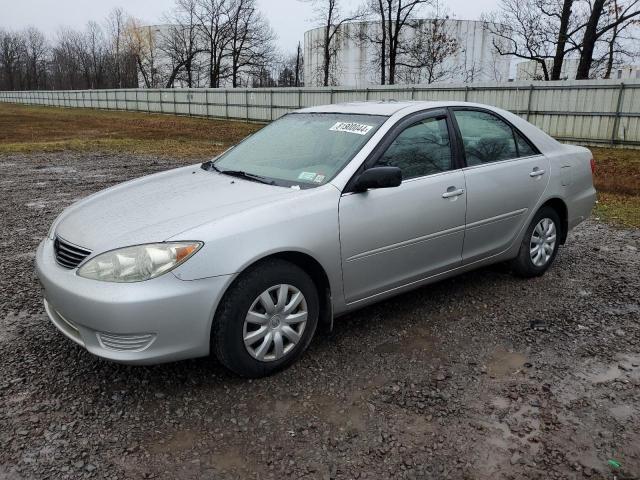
[511, 207, 561, 278]
[212, 259, 319, 378]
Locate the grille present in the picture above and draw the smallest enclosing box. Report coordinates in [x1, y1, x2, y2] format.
[54, 237, 92, 269]
[96, 332, 156, 352]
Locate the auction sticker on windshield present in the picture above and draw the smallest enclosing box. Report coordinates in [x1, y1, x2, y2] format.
[329, 122, 374, 135]
[298, 172, 317, 181]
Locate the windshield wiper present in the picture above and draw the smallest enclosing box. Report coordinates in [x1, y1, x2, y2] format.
[219, 169, 275, 185]
[202, 161, 274, 185]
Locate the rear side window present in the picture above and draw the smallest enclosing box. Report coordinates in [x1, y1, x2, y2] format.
[453, 110, 536, 166]
[515, 131, 537, 157]
[374, 117, 452, 179]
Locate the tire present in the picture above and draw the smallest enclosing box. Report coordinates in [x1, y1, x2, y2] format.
[511, 206, 562, 278]
[212, 259, 319, 378]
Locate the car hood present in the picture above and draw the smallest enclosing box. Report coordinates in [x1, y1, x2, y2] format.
[54, 165, 295, 252]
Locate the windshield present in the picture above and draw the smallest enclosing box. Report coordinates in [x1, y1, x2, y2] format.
[213, 113, 387, 188]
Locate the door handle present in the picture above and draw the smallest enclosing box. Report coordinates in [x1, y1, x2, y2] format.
[530, 168, 546, 178]
[442, 188, 465, 199]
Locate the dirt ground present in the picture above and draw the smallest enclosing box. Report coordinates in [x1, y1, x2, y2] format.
[1, 151, 639, 480]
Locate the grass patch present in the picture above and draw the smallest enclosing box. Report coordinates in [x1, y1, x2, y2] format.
[594, 192, 640, 228]
[0, 103, 261, 158]
[591, 147, 640, 228]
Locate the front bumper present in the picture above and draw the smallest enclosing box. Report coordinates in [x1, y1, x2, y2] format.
[35, 238, 234, 365]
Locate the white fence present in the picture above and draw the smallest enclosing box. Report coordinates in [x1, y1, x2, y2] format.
[1, 79, 639, 148]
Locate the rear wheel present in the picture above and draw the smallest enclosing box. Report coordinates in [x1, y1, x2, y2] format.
[212, 259, 319, 378]
[511, 207, 561, 278]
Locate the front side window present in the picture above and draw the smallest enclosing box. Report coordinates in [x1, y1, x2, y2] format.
[374, 116, 452, 179]
[214, 113, 387, 188]
[454, 110, 519, 165]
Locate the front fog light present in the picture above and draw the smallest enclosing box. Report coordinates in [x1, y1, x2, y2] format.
[77, 242, 202, 283]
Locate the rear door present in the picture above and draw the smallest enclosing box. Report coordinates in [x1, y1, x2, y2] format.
[450, 108, 550, 263]
[338, 110, 467, 304]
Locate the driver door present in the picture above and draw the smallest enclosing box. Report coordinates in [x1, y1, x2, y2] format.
[338, 110, 467, 304]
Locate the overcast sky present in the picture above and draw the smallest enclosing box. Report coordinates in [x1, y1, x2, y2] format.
[1, 0, 498, 53]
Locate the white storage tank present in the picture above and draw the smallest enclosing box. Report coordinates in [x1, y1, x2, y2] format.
[303, 19, 511, 87]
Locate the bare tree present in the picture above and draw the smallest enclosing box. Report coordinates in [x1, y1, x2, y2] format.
[0, 13, 144, 91]
[228, 0, 276, 87]
[124, 19, 161, 88]
[294, 41, 304, 86]
[459, 47, 488, 82]
[540, 0, 577, 79]
[483, 0, 559, 80]
[0, 2, 287, 91]
[106, 8, 127, 87]
[83, 21, 109, 88]
[396, 3, 462, 83]
[251, 65, 277, 87]
[303, 0, 362, 86]
[0, 30, 25, 90]
[603, 0, 624, 76]
[487, 49, 511, 81]
[575, 0, 640, 78]
[274, 46, 305, 86]
[357, 0, 388, 84]
[161, 0, 205, 87]
[485, 0, 640, 80]
[49, 28, 84, 89]
[366, 0, 433, 85]
[102, 9, 140, 88]
[598, 0, 639, 77]
[23, 27, 48, 89]
[193, 0, 233, 87]
[394, 14, 460, 84]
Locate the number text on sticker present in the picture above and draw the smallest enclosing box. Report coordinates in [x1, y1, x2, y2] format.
[329, 122, 373, 135]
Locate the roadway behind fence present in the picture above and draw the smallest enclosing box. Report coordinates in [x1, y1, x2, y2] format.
[1, 79, 639, 148]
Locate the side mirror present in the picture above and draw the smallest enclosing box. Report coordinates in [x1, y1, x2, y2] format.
[353, 166, 402, 192]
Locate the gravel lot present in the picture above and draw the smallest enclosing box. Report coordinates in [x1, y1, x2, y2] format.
[1, 152, 639, 480]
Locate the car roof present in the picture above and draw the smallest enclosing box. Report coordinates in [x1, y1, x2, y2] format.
[297, 100, 460, 116]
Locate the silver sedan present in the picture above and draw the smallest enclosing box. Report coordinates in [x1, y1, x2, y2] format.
[36, 101, 596, 377]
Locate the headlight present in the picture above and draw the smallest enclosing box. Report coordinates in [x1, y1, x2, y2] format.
[77, 242, 202, 283]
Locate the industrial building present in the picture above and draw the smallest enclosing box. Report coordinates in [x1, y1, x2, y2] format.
[303, 19, 511, 87]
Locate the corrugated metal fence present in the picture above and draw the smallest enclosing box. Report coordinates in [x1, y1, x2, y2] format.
[1, 79, 639, 148]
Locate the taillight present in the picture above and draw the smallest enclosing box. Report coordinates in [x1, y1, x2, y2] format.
[590, 158, 596, 175]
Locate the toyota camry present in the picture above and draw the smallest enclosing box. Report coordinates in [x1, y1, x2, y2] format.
[36, 101, 596, 377]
